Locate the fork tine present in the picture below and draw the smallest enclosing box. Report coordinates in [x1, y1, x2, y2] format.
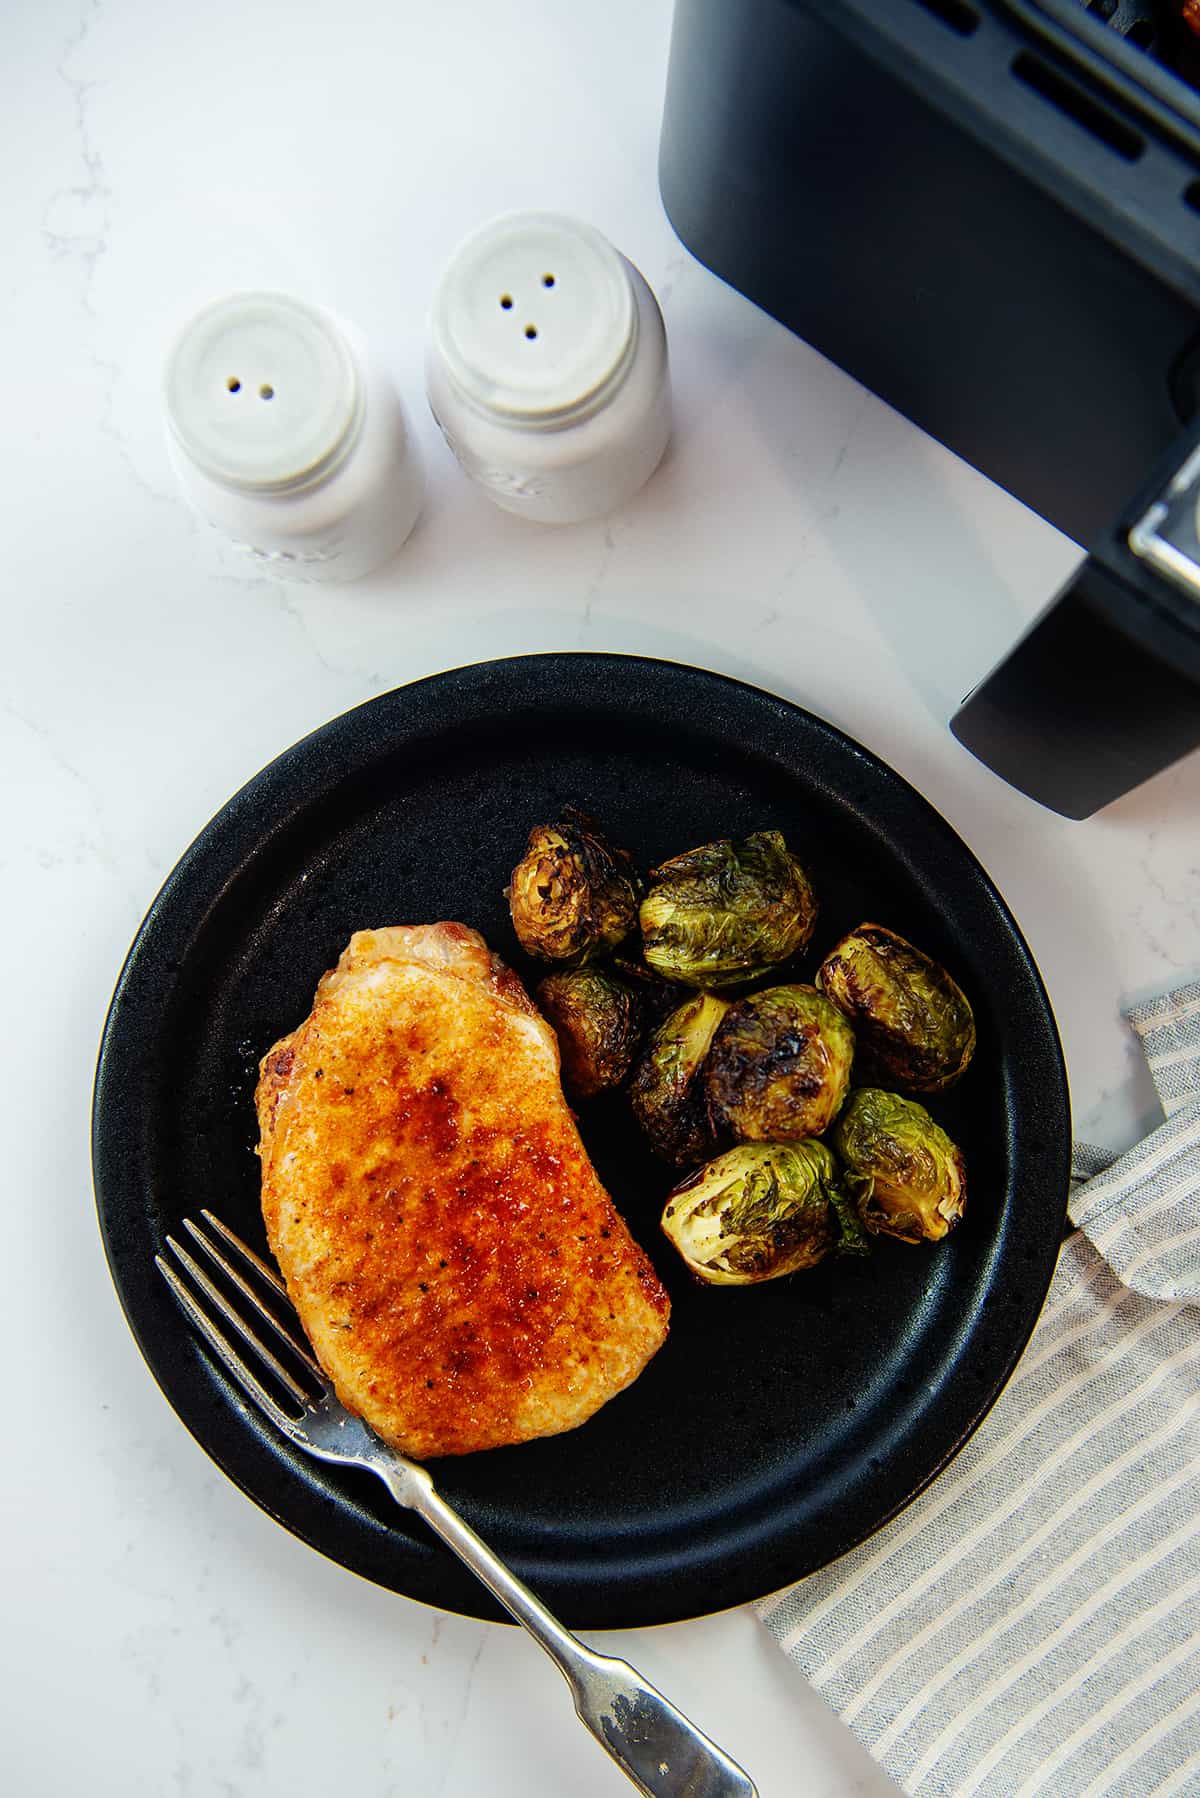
[156, 1255, 303, 1435]
[198, 1207, 289, 1297]
[182, 1215, 323, 1378]
[163, 1234, 313, 1409]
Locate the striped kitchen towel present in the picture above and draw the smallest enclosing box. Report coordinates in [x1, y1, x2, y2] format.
[757, 978, 1200, 1797]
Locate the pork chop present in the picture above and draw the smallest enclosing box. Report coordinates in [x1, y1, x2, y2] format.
[256, 922, 670, 1458]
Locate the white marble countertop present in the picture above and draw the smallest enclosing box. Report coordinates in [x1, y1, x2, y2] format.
[5, 2, 1198, 1793]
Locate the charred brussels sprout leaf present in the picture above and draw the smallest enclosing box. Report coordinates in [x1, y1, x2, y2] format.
[704, 983, 855, 1143]
[639, 829, 818, 988]
[817, 924, 975, 1093]
[827, 1180, 872, 1257]
[629, 991, 730, 1167]
[535, 968, 642, 1102]
[508, 807, 641, 964]
[832, 1087, 966, 1244]
[661, 1140, 847, 1283]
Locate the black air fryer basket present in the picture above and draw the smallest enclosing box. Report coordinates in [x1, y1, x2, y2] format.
[660, 0, 1200, 815]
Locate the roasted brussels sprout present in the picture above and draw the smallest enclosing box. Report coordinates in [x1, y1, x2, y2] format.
[661, 1140, 847, 1283]
[816, 924, 975, 1093]
[629, 991, 731, 1167]
[704, 983, 855, 1142]
[639, 830, 818, 988]
[508, 807, 640, 964]
[832, 1087, 966, 1243]
[535, 968, 642, 1101]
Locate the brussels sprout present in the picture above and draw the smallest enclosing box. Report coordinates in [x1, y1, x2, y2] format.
[661, 1140, 846, 1283]
[536, 968, 642, 1101]
[629, 991, 730, 1167]
[704, 983, 855, 1142]
[816, 924, 975, 1093]
[832, 1087, 966, 1244]
[508, 807, 640, 964]
[639, 829, 818, 988]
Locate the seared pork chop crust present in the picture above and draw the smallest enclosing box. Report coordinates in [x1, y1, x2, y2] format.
[256, 924, 669, 1458]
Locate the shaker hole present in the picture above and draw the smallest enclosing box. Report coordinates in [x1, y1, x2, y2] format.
[542, 273, 555, 287]
[226, 377, 241, 392]
[259, 383, 275, 400]
[524, 325, 538, 339]
[500, 294, 513, 309]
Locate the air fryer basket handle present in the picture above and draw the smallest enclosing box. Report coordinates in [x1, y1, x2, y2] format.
[951, 420, 1200, 819]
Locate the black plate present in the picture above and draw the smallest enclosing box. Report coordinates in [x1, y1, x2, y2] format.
[93, 654, 1070, 1628]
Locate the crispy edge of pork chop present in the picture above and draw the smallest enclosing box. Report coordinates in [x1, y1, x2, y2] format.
[255, 923, 670, 1458]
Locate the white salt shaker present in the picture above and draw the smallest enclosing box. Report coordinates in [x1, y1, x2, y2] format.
[426, 213, 671, 525]
[164, 292, 423, 583]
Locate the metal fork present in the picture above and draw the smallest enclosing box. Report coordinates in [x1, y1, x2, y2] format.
[158, 1212, 759, 1798]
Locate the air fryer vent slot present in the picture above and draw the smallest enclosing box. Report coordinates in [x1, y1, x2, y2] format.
[910, 0, 981, 35]
[1012, 49, 1145, 158]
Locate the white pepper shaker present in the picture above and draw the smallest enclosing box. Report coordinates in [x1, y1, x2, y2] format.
[426, 213, 671, 525]
[164, 291, 423, 583]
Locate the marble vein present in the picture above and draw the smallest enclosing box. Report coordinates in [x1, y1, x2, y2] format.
[46, 0, 187, 510]
[0, 696, 137, 894]
[577, 519, 621, 646]
[45, 1, 109, 300]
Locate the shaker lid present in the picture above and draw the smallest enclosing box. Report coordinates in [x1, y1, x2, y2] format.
[164, 292, 361, 492]
[430, 213, 637, 424]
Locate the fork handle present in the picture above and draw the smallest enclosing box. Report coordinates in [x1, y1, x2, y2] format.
[379, 1464, 758, 1798]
